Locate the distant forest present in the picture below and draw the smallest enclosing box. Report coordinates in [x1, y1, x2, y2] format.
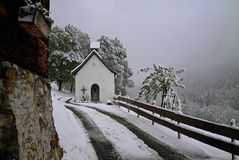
[180, 55, 239, 125]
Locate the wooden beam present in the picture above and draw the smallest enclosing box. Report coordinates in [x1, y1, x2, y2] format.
[116, 96, 239, 141]
[116, 101, 239, 156]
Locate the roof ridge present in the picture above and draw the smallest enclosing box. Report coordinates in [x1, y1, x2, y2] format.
[71, 50, 116, 76]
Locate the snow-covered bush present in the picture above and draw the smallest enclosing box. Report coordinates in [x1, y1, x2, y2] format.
[164, 88, 182, 113]
[139, 64, 185, 111]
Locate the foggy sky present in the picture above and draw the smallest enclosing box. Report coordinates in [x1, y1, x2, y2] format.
[50, 0, 239, 83]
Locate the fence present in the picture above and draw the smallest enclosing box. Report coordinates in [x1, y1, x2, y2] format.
[114, 96, 239, 157]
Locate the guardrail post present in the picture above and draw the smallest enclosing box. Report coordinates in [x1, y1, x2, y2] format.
[115, 96, 120, 108]
[152, 101, 156, 125]
[152, 100, 156, 115]
[126, 101, 130, 113]
[118, 99, 120, 108]
[176, 110, 182, 139]
[230, 119, 236, 160]
[137, 105, 140, 118]
[177, 121, 181, 139]
[152, 120, 154, 125]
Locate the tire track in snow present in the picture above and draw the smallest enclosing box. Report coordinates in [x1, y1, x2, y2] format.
[74, 104, 189, 160]
[67, 106, 122, 160]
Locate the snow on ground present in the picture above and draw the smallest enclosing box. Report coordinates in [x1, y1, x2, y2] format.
[52, 89, 74, 101]
[51, 90, 238, 160]
[52, 91, 98, 160]
[73, 105, 163, 160]
[74, 102, 238, 160]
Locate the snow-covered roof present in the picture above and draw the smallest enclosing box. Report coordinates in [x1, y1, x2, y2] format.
[71, 50, 116, 76]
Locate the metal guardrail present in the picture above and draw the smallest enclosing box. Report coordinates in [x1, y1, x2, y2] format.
[114, 96, 239, 156]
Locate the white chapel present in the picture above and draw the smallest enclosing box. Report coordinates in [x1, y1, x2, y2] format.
[71, 42, 116, 103]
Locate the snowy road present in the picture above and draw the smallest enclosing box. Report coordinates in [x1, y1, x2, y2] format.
[66, 103, 188, 160]
[52, 93, 163, 160]
[66, 104, 164, 160]
[68, 106, 122, 160]
[52, 90, 236, 160]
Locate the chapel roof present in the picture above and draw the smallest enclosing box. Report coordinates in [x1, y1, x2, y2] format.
[71, 50, 116, 76]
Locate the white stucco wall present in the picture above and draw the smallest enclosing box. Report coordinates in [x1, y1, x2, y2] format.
[75, 54, 115, 103]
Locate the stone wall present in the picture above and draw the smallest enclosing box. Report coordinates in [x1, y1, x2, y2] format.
[0, 61, 62, 160]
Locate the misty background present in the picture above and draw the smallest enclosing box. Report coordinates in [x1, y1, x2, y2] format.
[50, 0, 239, 124]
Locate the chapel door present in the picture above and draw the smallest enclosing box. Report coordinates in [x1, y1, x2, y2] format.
[91, 84, 100, 102]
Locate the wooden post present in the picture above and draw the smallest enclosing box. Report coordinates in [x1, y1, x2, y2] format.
[178, 121, 181, 139]
[137, 106, 139, 118]
[118, 100, 120, 108]
[126, 101, 129, 112]
[160, 94, 164, 108]
[176, 110, 182, 139]
[152, 100, 156, 115]
[115, 97, 120, 108]
[230, 119, 236, 160]
[152, 100, 156, 125]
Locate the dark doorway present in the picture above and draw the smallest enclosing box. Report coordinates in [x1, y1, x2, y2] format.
[91, 84, 100, 102]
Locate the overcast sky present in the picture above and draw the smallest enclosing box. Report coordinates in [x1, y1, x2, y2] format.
[50, 0, 239, 83]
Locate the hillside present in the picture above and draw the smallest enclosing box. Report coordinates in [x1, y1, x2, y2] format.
[127, 55, 239, 125]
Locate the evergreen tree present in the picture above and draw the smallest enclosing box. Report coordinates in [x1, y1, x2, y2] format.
[49, 25, 90, 91]
[139, 64, 185, 111]
[98, 36, 134, 95]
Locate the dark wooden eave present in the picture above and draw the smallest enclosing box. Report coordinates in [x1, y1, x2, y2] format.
[71, 50, 117, 76]
[0, 0, 50, 77]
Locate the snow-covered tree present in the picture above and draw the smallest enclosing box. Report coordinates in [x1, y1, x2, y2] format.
[98, 36, 134, 95]
[139, 64, 185, 110]
[49, 51, 82, 91]
[164, 88, 182, 113]
[49, 25, 90, 91]
[49, 25, 90, 56]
